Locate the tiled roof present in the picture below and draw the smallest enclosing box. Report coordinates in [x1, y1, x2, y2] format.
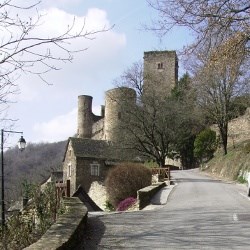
[70, 137, 110, 159]
[66, 137, 142, 162]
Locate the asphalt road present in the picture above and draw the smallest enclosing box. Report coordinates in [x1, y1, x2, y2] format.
[80, 169, 250, 249]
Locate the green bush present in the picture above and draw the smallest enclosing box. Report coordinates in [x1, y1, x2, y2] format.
[237, 175, 247, 184]
[104, 200, 115, 211]
[105, 163, 152, 207]
[194, 128, 217, 161]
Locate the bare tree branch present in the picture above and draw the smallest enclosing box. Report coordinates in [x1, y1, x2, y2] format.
[0, 0, 109, 125]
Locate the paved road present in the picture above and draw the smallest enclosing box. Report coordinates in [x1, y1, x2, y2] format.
[80, 169, 250, 249]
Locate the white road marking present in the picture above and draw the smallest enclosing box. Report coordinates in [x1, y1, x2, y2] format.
[233, 213, 238, 222]
[239, 192, 250, 201]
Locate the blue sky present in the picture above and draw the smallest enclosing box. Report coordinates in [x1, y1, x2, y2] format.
[5, 0, 193, 145]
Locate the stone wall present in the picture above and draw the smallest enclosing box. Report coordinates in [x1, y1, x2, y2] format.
[77, 95, 93, 139]
[75, 158, 109, 193]
[92, 118, 104, 140]
[104, 87, 136, 142]
[63, 141, 77, 197]
[143, 50, 178, 97]
[211, 108, 250, 145]
[137, 182, 166, 210]
[228, 108, 250, 145]
[88, 181, 107, 210]
[25, 197, 88, 250]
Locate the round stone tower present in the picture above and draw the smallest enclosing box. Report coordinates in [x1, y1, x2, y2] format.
[104, 87, 136, 142]
[77, 95, 93, 138]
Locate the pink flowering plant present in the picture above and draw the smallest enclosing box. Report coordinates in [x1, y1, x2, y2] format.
[116, 197, 137, 211]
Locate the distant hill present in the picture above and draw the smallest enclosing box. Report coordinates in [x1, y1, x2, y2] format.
[4, 140, 67, 204]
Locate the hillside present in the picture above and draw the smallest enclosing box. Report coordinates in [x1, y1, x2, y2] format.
[4, 137, 249, 205]
[203, 139, 250, 181]
[4, 140, 67, 203]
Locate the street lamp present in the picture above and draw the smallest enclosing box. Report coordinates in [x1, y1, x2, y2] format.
[1, 129, 26, 229]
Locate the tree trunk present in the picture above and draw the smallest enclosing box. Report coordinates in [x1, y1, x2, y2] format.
[219, 124, 228, 155]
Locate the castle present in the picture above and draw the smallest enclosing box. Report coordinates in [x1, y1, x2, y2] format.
[77, 50, 178, 142]
[63, 50, 179, 195]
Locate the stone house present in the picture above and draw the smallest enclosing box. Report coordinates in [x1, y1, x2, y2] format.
[62, 50, 179, 195]
[62, 137, 140, 195]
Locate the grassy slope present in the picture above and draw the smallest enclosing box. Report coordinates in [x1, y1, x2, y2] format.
[203, 139, 250, 181]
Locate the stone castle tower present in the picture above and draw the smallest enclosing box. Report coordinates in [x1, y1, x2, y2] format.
[77, 87, 136, 142]
[77, 50, 178, 142]
[104, 87, 136, 141]
[77, 95, 93, 139]
[143, 50, 178, 97]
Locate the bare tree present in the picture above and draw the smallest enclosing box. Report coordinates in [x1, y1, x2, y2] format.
[0, 0, 107, 113]
[148, 0, 250, 54]
[147, 1, 250, 154]
[113, 61, 144, 98]
[114, 62, 202, 167]
[192, 33, 249, 155]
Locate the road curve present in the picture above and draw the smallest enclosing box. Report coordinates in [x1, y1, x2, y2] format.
[80, 169, 250, 249]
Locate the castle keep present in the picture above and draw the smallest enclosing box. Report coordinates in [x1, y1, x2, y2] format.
[144, 50, 178, 97]
[63, 50, 179, 195]
[76, 50, 178, 142]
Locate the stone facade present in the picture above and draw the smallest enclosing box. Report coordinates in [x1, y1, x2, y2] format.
[228, 108, 250, 145]
[63, 138, 114, 194]
[77, 87, 136, 142]
[143, 50, 178, 97]
[104, 87, 136, 141]
[211, 107, 250, 146]
[62, 137, 139, 194]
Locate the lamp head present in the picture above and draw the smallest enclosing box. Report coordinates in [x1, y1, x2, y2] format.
[18, 136, 26, 151]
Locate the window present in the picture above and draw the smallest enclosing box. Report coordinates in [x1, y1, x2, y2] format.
[118, 112, 121, 120]
[68, 165, 71, 177]
[91, 163, 100, 176]
[157, 62, 163, 69]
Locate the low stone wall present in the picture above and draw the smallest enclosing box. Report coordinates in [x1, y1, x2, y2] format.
[137, 182, 166, 210]
[25, 197, 88, 250]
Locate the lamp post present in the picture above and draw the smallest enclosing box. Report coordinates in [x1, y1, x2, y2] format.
[1, 129, 26, 229]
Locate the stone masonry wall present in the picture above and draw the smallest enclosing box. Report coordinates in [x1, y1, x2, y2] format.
[25, 197, 88, 250]
[92, 118, 104, 140]
[228, 108, 250, 145]
[143, 51, 178, 97]
[63, 141, 77, 197]
[211, 107, 250, 145]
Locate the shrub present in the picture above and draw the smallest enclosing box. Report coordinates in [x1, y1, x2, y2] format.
[105, 163, 151, 207]
[0, 182, 65, 249]
[194, 128, 217, 162]
[237, 175, 247, 184]
[104, 201, 115, 211]
[117, 197, 137, 211]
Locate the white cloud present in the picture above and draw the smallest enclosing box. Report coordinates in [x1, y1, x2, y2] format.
[32, 104, 101, 143]
[7, 5, 125, 147]
[14, 7, 126, 103]
[33, 108, 77, 142]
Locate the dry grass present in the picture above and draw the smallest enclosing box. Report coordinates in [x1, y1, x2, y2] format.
[204, 139, 250, 181]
